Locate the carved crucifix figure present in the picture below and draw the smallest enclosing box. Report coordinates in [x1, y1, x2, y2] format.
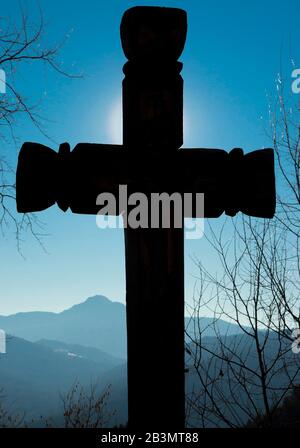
[16, 7, 275, 428]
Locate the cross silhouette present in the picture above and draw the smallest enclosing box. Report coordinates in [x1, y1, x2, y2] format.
[16, 6, 275, 429]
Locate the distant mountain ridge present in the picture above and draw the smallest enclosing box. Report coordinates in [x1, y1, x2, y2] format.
[0, 334, 127, 426]
[1, 330, 296, 428]
[0, 295, 127, 358]
[0, 295, 296, 428]
[0, 295, 246, 358]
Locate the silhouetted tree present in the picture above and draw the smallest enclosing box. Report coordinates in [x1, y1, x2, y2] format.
[246, 384, 300, 428]
[60, 381, 114, 428]
[0, 6, 79, 250]
[186, 65, 300, 428]
[0, 389, 24, 428]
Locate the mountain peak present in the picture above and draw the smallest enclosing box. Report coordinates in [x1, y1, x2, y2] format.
[63, 295, 126, 315]
[84, 295, 110, 304]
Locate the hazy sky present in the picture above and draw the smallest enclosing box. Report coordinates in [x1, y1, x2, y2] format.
[0, 0, 299, 314]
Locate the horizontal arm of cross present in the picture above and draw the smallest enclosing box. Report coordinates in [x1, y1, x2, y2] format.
[16, 142, 276, 219]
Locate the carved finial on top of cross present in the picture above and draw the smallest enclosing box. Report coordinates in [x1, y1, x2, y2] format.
[120, 6, 187, 62]
[121, 7, 187, 151]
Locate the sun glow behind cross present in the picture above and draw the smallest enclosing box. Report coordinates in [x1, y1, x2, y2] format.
[107, 96, 190, 145]
[108, 97, 123, 143]
[105, 96, 200, 241]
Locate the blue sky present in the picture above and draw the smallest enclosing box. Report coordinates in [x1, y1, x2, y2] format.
[0, 0, 299, 314]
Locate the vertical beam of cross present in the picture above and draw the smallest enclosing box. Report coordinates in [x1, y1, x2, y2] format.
[125, 229, 185, 428]
[121, 7, 187, 428]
